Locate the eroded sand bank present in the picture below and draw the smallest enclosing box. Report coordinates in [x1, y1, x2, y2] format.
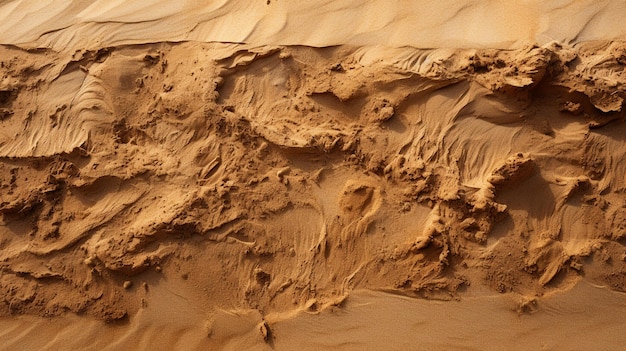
[2, 41, 626, 349]
[2, 1, 626, 350]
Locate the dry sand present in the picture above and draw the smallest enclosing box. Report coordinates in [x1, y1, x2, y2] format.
[3, 0, 626, 50]
[2, 1, 626, 350]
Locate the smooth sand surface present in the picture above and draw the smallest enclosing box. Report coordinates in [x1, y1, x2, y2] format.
[1, 281, 625, 350]
[2, 1, 626, 350]
[1, 1, 626, 50]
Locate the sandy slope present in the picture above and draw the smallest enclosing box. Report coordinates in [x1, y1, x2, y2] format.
[1, 0, 626, 50]
[2, 1, 626, 350]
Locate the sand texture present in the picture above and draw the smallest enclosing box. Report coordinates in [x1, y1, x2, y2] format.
[2, 1, 626, 350]
[2, 0, 626, 50]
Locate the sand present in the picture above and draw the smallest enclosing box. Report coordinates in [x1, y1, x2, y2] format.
[2, 0, 626, 50]
[2, 1, 626, 350]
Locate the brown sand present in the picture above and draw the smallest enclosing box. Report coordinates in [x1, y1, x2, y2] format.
[2, 1, 626, 350]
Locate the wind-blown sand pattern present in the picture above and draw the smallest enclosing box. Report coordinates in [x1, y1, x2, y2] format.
[2, 1, 626, 350]
[2, 0, 626, 50]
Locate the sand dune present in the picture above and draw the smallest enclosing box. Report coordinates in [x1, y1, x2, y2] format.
[2, 1, 626, 350]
